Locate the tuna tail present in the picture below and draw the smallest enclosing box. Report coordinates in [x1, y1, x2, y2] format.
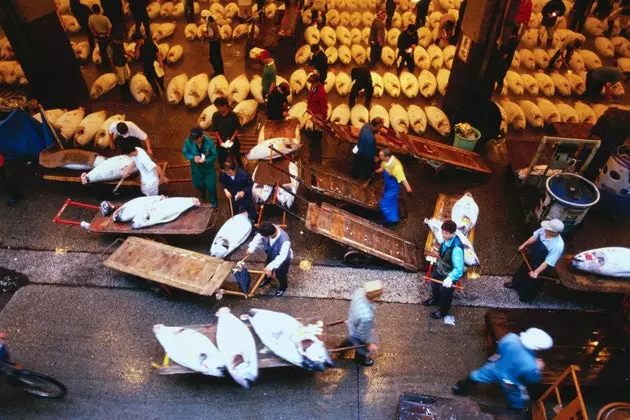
[215, 307, 231, 317]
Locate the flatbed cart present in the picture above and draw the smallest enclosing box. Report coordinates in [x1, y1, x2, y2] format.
[152, 318, 363, 374]
[423, 193, 477, 290]
[103, 237, 268, 299]
[53, 198, 218, 235]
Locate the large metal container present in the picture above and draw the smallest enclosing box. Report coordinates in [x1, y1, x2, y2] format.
[535, 173, 600, 232]
[596, 145, 630, 215]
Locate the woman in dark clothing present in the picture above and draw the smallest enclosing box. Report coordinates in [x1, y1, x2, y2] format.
[70, 0, 94, 51]
[136, 36, 165, 95]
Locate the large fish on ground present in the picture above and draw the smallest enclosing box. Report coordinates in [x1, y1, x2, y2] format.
[227, 74, 250, 106]
[198, 105, 218, 129]
[350, 104, 369, 129]
[90, 73, 117, 100]
[330, 104, 350, 125]
[572, 247, 630, 278]
[34, 108, 67, 125]
[74, 111, 107, 146]
[383, 72, 401, 97]
[208, 74, 229, 103]
[81, 155, 137, 184]
[153, 324, 225, 376]
[132, 197, 201, 230]
[167, 73, 188, 105]
[424, 106, 450, 136]
[111, 196, 166, 222]
[130, 73, 153, 104]
[210, 212, 253, 258]
[233, 99, 258, 126]
[248, 309, 333, 371]
[216, 307, 258, 389]
[246, 138, 301, 160]
[407, 105, 427, 135]
[389, 104, 409, 134]
[184, 73, 209, 108]
[54, 108, 85, 140]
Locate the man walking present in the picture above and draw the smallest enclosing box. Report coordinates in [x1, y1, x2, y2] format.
[504, 219, 565, 302]
[185, 0, 195, 23]
[88, 4, 112, 69]
[70, 0, 94, 51]
[343, 280, 383, 366]
[397, 24, 418, 72]
[182, 127, 219, 207]
[260, 50, 277, 99]
[309, 45, 328, 86]
[385, 0, 397, 29]
[452, 328, 553, 412]
[375, 148, 412, 227]
[369, 11, 386, 68]
[129, 0, 151, 38]
[136, 36, 165, 96]
[246, 222, 294, 297]
[108, 121, 154, 155]
[211, 97, 242, 167]
[415, 0, 431, 28]
[266, 82, 291, 121]
[206, 16, 224, 76]
[349, 66, 374, 108]
[108, 34, 132, 101]
[353, 118, 383, 180]
[423, 220, 464, 319]
[219, 161, 256, 220]
[101, 0, 125, 35]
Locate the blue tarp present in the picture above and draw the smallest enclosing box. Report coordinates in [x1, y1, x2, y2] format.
[0, 109, 55, 159]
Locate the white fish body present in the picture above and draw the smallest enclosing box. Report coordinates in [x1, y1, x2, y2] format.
[74, 111, 107, 146]
[519, 100, 544, 128]
[290, 69, 307, 95]
[417, 27, 433, 48]
[185, 73, 210, 108]
[153, 324, 225, 376]
[198, 105, 218, 129]
[54, 108, 85, 140]
[227, 75, 250, 106]
[130, 73, 153, 104]
[350, 27, 362, 44]
[566, 72, 586, 95]
[336, 26, 351, 46]
[324, 72, 336, 93]
[550, 73, 571, 96]
[389, 104, 409, 135]
[34, 108, 67, 125]
[275, 162, 299, 209]
[232, 23, 249, 39]
[351, 44, 367, 65]
[436, 69, 450, 96]
[537, 98, 560, 123]
[522, 73, 539, 96]
[387, 28, 401, 48]
[90, 73, 117, 100]
[534, 73, 555, 97]
[532, 48, 550, 69]
[153, 22, 176, 41]
[424, 106, 450, 136]
[338, 45, 352, 64]
[573, 102, 596, 124]
[320, 26, 337, 47]
[95, 114, 125, 149]
[246, 138, 301, 161]
[287, 101, 309, 129]
[305, 26, 321, 45]
[132, 197, 201, 229]
[418, 69, 437, 99]
[166, 45, 183, 63]
[381, 46, 397, 66]
[511, 50, 521, 68]
[584, 17, 606, 37]
[407, 105, 427, 135]
[233, 99, 258, 126]
[294, 45, 312, 65]
[210, 212, 253, 258]
[427, 44, 443, 70]
[400, 71, 419, 99]
[500, 100, 526, 131]
[167, 73, 188, 105]
[249, 75, 264, 104]
[519, 49, 536, 69]
[84, 155, 137, 183]
[443, 45, 456, 69]
[172, 2, 184, 17]
[147, 1, 161, 19]
[158, 43, 170, 58]
[383, 72, 401, 98]
[113, 196, 166, 222]
[350, 105, 369, 129]
[325, 46, 338, 64]
[330, 104, 350, 125]
[370, 72, 383, 97]
[277, 76, 292, 104]
[216, 307, 258, 388]
[208, 75, 229, 103]
[335, 71, 352, 96]
[556, 102, 579, 123]
[424, 217, 480, 266]
[506, 70, 524, 95]
[369, 104, 390, 128]
[72, 41, 90, 60]
[249, 309, 332, 371]
[185, 23, 197, 40]
[579, 49, 602, 70]
[572, 248, 630, 278]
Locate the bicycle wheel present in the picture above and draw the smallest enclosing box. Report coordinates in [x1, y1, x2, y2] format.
[11, 370, 67, 398]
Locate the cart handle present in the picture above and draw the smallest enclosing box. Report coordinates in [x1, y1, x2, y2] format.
[53, 198, 100, 227]
[519, 250, 558, 282]
[327, 344, 368, 353]
[423, 276, 464, 291]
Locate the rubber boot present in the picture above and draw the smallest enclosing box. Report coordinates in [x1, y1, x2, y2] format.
[452, 376, 476, 395]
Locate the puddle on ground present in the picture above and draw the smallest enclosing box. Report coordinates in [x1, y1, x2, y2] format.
[0, 267, 29, 294]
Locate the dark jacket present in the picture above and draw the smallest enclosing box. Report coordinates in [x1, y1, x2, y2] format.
[70, 0, 91, 28]
[219, 168, 254, 198]
[397, 31, 419, 53]
[351, 67, 372, 87]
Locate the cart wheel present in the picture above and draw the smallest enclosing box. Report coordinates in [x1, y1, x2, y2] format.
[344, 250, 369, 267]
[150, 283, 173, 300]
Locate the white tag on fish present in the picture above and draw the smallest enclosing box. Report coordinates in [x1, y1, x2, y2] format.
[352, 145, 359, 154]
[444, 315, 456, 325]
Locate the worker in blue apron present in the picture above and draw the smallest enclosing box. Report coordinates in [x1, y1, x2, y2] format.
[246, 222, 293, 297]
[376, 148, 412, 227]
[423, 220, 464, 319]
[452, 328, 553, 411]
[504, 219, 564, 302]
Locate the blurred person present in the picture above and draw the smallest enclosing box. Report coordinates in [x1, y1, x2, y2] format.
[220, 161, 256, 220]
[397, 24, 419, 72]
[341, 281, 384, 366]
[246, 222, 294, 297]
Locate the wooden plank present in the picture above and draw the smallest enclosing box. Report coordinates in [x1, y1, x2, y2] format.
[555, 255, 630, 294]
[313, 119, 491, 174]
[104, 237, 233, 296]
[310, 203, 419, 271]
[305, 164, 382, 211]
[261, 119, 300, 140]
[89, 204, 217, 235]
[157, 316, 325, 374]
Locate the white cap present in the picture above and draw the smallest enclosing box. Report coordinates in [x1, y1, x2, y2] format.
[520, 328, 553, 351]
[541, 219, 564, 233]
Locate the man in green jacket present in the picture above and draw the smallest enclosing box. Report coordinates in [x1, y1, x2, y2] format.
[259, 50, 276, 99]
[182, 127, 219, 207]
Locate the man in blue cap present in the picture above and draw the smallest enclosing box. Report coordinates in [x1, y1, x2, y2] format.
[182, 127, 219, 207]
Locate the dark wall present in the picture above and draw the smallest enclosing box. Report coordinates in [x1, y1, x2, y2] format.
[0, 0, 88, 107]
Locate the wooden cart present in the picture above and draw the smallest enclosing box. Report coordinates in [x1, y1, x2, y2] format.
[104, 237, 266, 298]
[154, 316, 328, 374]
[53, 198, 218, 235]
[555, 255, 630, 295]
[305, 202, 420, 271]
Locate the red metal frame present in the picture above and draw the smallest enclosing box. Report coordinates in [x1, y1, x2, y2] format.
[52, 198, 100, 227]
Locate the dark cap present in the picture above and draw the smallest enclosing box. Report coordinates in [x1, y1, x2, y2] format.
[190, 127, 203, 138]
[118, 136, 142, 154]
[257, 222, 276, 236]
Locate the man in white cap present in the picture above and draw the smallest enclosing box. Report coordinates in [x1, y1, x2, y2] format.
[504, 219, 565, 302]
[452, 328, 553, 411]
[342, 281, 383, 367]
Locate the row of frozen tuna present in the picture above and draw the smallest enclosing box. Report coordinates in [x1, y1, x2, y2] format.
[184, 21, 260, 41]
[154, 308, 333, 388]
[76, 41, 183, 66]
[0, 61, 27, 86]
[90, 72, 158, 104]
[35, 107, 125, 148]
[494, 99, 604, 132]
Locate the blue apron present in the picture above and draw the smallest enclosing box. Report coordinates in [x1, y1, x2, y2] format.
[512, 239, 549, 302]
[379, 170, 400, 222]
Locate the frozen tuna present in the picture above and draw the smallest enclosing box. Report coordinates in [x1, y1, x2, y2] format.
[81, 155, 137, 184]
[500, 100, 526, 131]
[414, 46, 431, 70]
[90, 73, 117, 100]
[184, 73, 209, 108]
[350, 104, 369, 129]
[210, 212, 253, 258]
[95, 114, 125, 149]
[330, 104, 350, 125]
[424, 106, 450, 136]
[381, 46, 397, 66]
[407, 105, 427, 135]
[427, 44, 444, 69]
[550, 73, 571, 96]
[290, 69, 307, 95]
[167, 73, 188, 105]
[166, 45, 183, 63]
[400, 71, 419, 99]
[335, 71, 352, 96]
[132, 197, 201, 229]
[519, 100, 544, 128]
[198, 105, 218, 129]
[215, 307, 258, 388]
[369, 104, 390, 128]
[418, 69, 437, 99]
[208, 74, 229, 103]
[55, 108, 85, 140]
[130, 73, 153, 104]
[573, 102, 596, 124]
[389, 104, 409, 135]
[112, 196, 165, 222]
[227, 74, 250, 106]
[233, 99, 258, 126]
[572, 248, 630, 278]
[74, 111, 107, 146]
[383, 72, 401, 97]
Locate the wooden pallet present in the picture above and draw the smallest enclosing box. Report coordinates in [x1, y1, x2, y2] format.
[424, 193, 476, 259]
[555, 255, 630, 294]
[312, 117, 491, 174]
[302, 163, 382, 211]
[104, 237, 234, 296]
[305, 202, 419, 271]
[155, 316, 326, 374]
